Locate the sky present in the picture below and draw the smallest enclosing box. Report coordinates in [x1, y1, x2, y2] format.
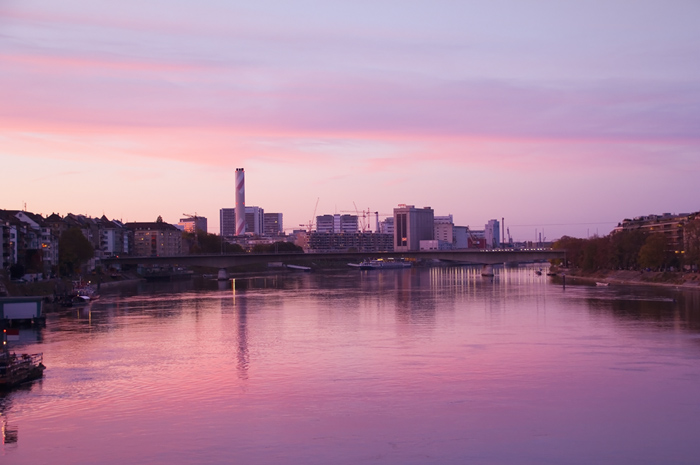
[1, 0, 699, 241]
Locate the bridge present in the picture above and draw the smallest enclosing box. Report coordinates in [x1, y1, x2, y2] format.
[103, 249, 564, 270]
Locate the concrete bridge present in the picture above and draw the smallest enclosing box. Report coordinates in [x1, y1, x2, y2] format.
[103, 249, 564, 270]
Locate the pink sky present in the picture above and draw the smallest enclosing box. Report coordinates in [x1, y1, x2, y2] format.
[1, 1, 699, 240]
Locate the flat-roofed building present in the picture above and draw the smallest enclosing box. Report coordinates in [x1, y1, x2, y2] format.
[380, 217, 394, 235]
[485, 219, 500, 249]
[315, 214, 358, 234]
[434, 215, 454, 245]
[308, 232, 393, 252]
[179, 216, 208, 234]
[394, 204, 434, 252]
[263, 213, 284, 236]
[220, 207, 264, 236]
[613, 212, 698, 253]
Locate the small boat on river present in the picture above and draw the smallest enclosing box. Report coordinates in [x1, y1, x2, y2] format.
[286, 264, 312, 272]
[61, 281, 99, 307]
[596, 282, 610, 287]
[350, 259, 411, 270]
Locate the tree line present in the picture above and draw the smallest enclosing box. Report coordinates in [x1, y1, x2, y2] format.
[553, 218, 700, 272]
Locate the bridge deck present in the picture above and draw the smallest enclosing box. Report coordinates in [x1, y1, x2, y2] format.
[103, 249, 565, 268]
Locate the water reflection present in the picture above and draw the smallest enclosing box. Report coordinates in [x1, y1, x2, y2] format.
[2, 417, 18, 445]
[5, 265, 699, 464]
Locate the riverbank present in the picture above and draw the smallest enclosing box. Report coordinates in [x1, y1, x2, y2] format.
[552, 267, 700, 289]
[1, 275, 146, 298]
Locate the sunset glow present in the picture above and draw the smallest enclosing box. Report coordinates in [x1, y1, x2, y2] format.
[2, 1, 699, 239]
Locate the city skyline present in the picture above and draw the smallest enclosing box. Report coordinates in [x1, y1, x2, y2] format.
[1, 1, 699, 241]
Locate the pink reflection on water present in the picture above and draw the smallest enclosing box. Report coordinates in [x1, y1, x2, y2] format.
[3, 267, 700, 464]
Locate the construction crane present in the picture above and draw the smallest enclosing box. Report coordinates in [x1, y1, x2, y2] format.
[182, 212, 200, 250]
[465, 226, 482, 249]
[182, 213, 200, 233]
[339, 207, 393, 233]
[299, 198, 320, 232]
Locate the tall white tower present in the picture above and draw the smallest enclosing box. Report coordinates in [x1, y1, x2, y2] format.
[235, 168, 246, 236]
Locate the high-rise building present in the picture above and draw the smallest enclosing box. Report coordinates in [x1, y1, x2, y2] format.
[263, 213, 284, 236]
[485, 219, 500, 249]
[245, 207, 264, 235]
[220, 207, 264, 236]
[393, 205, 434, 252]
[220, 208, 236, 237]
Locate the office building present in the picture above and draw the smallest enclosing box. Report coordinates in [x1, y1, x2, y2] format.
[485, 219, 500, 249]
[263, 213, 284, 236]
[178, 216, 208, 234]
[315, 214, 358, 234]
[434, 215, 454, 244]
[380, 217, 394, 235]
[220, 207, 265, 236]
[394, 204, 434, 252]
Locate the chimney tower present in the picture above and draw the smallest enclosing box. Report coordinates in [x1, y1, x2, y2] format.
[235, 168, 246, 236]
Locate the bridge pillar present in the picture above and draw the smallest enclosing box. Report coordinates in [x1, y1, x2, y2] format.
[481, 265, 494, 277]
[217, 268, 229, 281]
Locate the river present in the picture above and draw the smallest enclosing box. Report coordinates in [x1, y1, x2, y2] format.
[2, 265, 700, 464]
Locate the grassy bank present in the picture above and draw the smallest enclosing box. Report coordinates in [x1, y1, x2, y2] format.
[553, 267, 700, 289]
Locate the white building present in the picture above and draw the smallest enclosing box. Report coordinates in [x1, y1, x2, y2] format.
[380, 217, 394, 235]
[434, 215, 454, 245]
[485, 219, 500, 249]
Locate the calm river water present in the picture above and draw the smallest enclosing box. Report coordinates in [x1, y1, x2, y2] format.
[2, 265, 700, 464]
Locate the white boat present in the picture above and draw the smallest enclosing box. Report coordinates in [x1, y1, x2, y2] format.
[286, 264, 312, 272]
[596, 282, 610, 287]
[352, 259, 411, 270]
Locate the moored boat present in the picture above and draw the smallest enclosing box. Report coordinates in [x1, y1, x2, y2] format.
[351, 259, 411, 270]
[286, 264, 312, 272]
[61, 280, 99, 307]
[1, 330, 45, 389]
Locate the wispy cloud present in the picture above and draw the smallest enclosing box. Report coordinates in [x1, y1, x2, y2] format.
[1, 1, 699, 237]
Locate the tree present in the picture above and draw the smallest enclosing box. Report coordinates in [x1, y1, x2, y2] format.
[580, 236, 610, 272]
[9, 263, 25, 280]
[638, 233, 668, 270]
[553, 236, 585, 268]
[684, 218, 700, 268]
[609, 230, 647, 270]
[59, 227, 95, 276]
[183, 230, 244, 254]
